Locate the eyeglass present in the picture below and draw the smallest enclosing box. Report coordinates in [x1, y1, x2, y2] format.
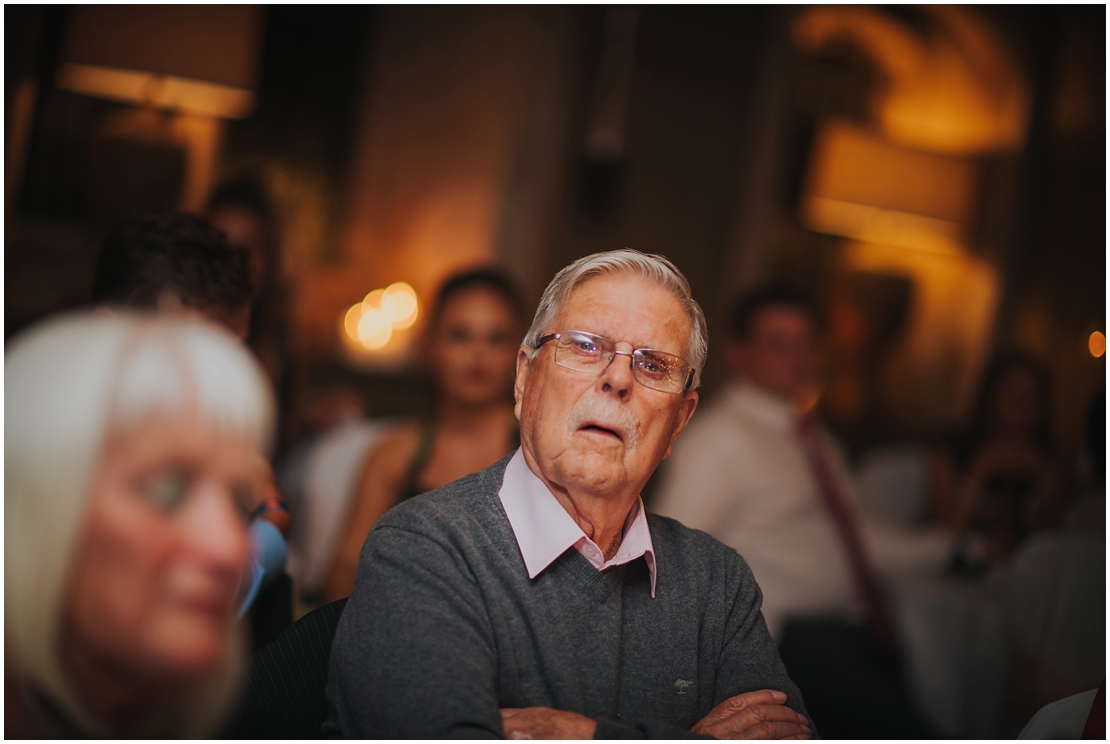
[535, 329, 695, 394]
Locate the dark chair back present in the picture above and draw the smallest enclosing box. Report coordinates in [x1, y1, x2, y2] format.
[221, 598, 348, 739]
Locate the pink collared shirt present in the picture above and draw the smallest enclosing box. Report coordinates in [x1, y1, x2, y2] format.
[498, 448, 658, 597]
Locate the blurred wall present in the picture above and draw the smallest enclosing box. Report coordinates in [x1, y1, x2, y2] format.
[296, 6, 580, 361]
[5, 5, 1104, 463]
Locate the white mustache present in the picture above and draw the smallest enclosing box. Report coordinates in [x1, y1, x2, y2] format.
[568, 397, 639, 447]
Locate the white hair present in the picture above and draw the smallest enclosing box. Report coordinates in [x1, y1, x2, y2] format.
[522, 249, 708, 389]
[4, 312, 274, 736]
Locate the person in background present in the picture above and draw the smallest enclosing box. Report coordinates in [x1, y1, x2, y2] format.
[326, 269, 524, 602]
[205, 176, 296, 454]
[653, 284, 948, 738]
[5, 313, 274, 737]
[89, 212, 255, 340]
[929, 350, 1061, 571]
[89, 212, 293, 648]
[325, 250, 811, 738]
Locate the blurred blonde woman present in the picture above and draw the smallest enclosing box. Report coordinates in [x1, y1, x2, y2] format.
[5, 313, 274, 737]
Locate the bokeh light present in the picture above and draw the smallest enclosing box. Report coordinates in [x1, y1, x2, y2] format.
[1089, 331, 1105, 358]
[344, 303, 363, 341]
[357, 306, 393, 349]
[362, 288, 386, 312]
[383, 282, 419, 328]
[341, 282, 420, 353]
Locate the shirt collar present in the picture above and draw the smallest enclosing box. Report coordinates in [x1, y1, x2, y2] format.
[498, 448, 657, 597]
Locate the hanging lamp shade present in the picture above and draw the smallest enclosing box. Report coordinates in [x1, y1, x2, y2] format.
[57, 5, 262, 119]
[802, 121, 979, 254]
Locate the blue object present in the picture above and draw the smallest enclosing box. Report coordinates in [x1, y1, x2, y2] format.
[238, 520, 289, 619]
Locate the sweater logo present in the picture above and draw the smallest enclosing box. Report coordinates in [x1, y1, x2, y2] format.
[674, 679, 694, 695]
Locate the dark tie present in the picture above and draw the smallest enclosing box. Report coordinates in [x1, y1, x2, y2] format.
[794, 412, 896, 653]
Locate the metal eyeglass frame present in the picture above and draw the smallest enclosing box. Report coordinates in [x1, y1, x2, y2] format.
[534, 329, 695, 394]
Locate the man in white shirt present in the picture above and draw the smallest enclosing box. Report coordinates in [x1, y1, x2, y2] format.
[654, 285, 948, 738]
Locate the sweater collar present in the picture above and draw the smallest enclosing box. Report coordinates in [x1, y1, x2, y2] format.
[498, 448, 657, 597]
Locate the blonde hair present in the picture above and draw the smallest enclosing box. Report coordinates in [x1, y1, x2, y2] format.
[5, 312, 274, 736]
[522, 249, 708, 389]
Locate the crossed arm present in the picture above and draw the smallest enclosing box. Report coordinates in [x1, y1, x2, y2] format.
[501, 689, 811, 739]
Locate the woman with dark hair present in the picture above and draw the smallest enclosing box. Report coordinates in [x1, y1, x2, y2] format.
[326, 269, 524, 601]
[206, 176, 296, 452]
[930, 350, 1059, 570]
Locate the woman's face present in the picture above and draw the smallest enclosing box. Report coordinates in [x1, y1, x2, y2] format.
[429, 288, 519, 407]
[62, 414, 258, 683]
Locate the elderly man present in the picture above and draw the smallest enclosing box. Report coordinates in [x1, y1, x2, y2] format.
[324, 250, 811, 739]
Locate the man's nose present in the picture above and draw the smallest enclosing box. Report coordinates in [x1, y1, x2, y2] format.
[598, 348, 635, 398]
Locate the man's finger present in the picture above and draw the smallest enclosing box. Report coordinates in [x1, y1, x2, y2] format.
[733, 705, 808, 725]
[724, 689, 788, 710]
[700, 690, 788, 724]
[501, 708, 527, 731]
[737, 721, 811, 740]
[696, 705, 810, 739]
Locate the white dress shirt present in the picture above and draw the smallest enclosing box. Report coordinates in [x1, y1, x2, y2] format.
[654, 381, 948, 639]
[499, 448, 658, 597]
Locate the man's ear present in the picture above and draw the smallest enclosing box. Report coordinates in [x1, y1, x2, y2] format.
[513, 347, 531, 420]
[663, 391, 699, 459]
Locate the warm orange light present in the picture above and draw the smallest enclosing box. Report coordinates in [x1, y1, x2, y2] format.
[343, 303, 363, 341]
[801, 122, 975, 254]
[1089, 331, 1106, 358]
[357, 306, 393, 349]
[341, 283, 420, 355]
[361, 288, 386, 312]
[56, 63, 255, 119]
[792, 6, 1029, 155]
[383, 282, 419, 329]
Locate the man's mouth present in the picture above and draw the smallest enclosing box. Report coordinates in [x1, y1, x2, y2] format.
[579, 423, 622, 441]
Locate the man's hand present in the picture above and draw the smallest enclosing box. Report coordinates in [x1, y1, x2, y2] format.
[500, 707, 597, 740]
[690, 689, 811, 740]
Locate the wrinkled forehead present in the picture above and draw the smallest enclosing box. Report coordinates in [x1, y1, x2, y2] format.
[559, 273, 693, 355]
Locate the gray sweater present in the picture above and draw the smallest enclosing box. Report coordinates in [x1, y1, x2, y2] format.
[324, 455, 810, 738]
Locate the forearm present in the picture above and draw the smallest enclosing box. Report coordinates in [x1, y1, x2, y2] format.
[593, 717, 711, 739]
[502, 709, 710, 740]
[325, 492, 389, 601]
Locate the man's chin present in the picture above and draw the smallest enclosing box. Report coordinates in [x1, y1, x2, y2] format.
[558, 451, 629, 497]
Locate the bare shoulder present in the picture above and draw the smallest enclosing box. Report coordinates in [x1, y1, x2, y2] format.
[364, 420, 422, 481]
